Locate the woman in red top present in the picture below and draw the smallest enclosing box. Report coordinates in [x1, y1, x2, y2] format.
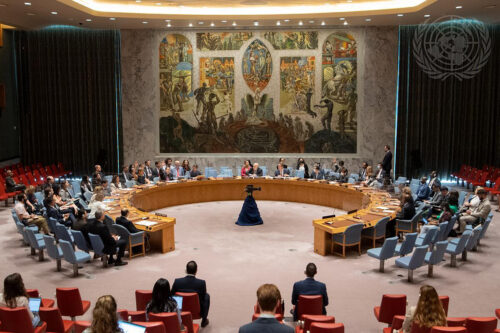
[241, 160, 252, 177]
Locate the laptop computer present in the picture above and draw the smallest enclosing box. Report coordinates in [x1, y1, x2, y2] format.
[29, 298, 42, 313]
[422, 217, 429, 225]
[118, 321, 146, 333]
[172, 295, 183, 310]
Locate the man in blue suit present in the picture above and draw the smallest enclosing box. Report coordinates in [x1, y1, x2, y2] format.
[172, 160, 185, 179]
[291, 263, 329, 321]
[416, 177, 431, 202]
[239, 284, 293, 333]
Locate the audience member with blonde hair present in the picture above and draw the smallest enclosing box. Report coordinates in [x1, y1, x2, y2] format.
[400, 285, 447, 333]
[84, 295, 121, 333]
[88, 193, 110, 219]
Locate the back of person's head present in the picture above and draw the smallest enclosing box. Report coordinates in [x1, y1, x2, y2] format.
[414, 285, 446, 328]
[90, 295, 119, 333]
[48, 195, 55, 206]
[150, 278, 171, 312]
[186, 261, 197, 275]
[256, 284, 281, 313]
[95, 210, 104, 221]
[17, 194, 25, 202]
[477, 188, 487, 196]
[403, 187, 412, 195]
[432, 184, 441, 191]
[305, 262, 317, 278]
[26, 185, 36, 195]
[94, 186, 104, 195]
[102, 179, 108, 186]
[76, 210, 87, 220]
[3, 273, 27, 308]
[112, 175, 119, 184]
[402, 193, 411, 205]
[120, 209, 129, 217]
[339, 160, 344, 166]
[441, 186, 448, 192]
[421, 177, 427, 183]
[44, 187, 53, 198]
[53, 184, 61, 196]
[95, 193, 105, 202]
[366, 166, 373, 175]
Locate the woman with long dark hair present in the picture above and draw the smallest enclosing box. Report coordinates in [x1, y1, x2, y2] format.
[0, 273, 40, 327]
[401, 285, 447, 333]
[145, 278, 181, 324]
[241, 160, 252, 177]
[84, 295, 120, 333]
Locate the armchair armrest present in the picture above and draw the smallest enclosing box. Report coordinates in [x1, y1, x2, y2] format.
[130, 231, 145, 245]
[391, 315, 405, 330]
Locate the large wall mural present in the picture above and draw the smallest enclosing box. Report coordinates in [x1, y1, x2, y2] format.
[159, 31, 358, 154]
[196, 32, 253, 51]
[264, 31, 318, 50]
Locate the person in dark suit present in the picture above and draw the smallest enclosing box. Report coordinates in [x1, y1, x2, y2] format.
[291, 263, 328, 321]
[159, 166, 174, 181]
[171, 261, 210, 327]
[87, 210, 128, 266]
[119, 166, 132, 185]
[310, 166, 324, 180]
[189, 164, 202, 178]
[382, 145, 392, 182]
[239, 284, 293, 333]
[247, 163, 263, 177]
[274, 163, 290, 177]
[144, 160, 153, 180]
[46, 195, 75, 227]
[116, 209, 141, 234]
[152, 161, 161, 179]
[5, 170, 26, 192]
[358, 162, 368, 181]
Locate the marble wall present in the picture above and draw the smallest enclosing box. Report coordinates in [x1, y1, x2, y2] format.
[121, 26, 398, 173]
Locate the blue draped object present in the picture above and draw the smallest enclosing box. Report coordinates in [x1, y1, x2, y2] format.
[236, 195, 263, 226]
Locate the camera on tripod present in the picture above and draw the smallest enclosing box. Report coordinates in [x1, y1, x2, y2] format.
[245, 184, 261, 193]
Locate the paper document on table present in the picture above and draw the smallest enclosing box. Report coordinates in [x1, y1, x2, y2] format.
[135, 221, 158, 227]
[376, 206, 390, 210]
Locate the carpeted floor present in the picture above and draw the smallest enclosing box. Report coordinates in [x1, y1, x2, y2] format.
[0, 195, 498, 332]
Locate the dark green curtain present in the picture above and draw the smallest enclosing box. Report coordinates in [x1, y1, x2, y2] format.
[395, 23, 500, 180]
[14, 26, 122, 175]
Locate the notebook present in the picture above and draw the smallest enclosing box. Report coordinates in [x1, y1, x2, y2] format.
[173, 295, 183, 310]
[118, 321, 146, 333]
[29, 298, 41, 313]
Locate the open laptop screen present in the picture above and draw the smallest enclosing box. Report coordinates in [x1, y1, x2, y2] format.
[172, 296, 183, 310]
[29, 298, 41, 313]
[118, 321, 146, 333]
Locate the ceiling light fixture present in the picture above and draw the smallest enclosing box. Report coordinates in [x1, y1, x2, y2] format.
[188, 23, 193, 27]
[24, 2, 31, 5]
[309, 20, 315, 23]
[276, 21, 281, 25]
[142, 21, 148, 24]
[254, 21, 259, 26]
[51, 11, 58, 15]
[232, 22, 237, 26]
[165, 19, 170, 22]
[455, 5, 462, 9]
[298, 21, 303, 25]
[339, 17, 345, 20]
[321, 21, 325, 25]
[284, 19, 290, 22]
[221, 20, 227, 23]
[198, 21, 204, 24]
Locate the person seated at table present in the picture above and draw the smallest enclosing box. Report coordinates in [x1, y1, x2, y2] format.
[46, 195, 76, 227]
[152, 161, 161, 179]
[337, 167, 348, 183]
[363, 166, 375, 186]
[15, 194, 50, 234]
[358, 162, 368, 181]
[247, 163, 263, 177]
[115, 209, 141, 234]
[310, 166, 324, 180]
[53, 184, 79, 215]
[172, 161, 184, 179]
[241, 160, 252, 177]
[182, 159, 191, 173]
[88, 210, 127, 266]
[119, 166, 132, 184]
[296, 158, 309, 178]
[274, 163, 290, 177]
[4, 170, 26, 192]
[291, 263, 328, 321]
[239, 284, 293, 333]
[136, 168, 150, 185]
[110, 175, 122, 193]
[189, 164, 202, 178]
[145, 278, 181, 324]
[92, 171, 102, 188]
[397, 193, 416, 221]
[88, 193, 111, 219]
[415, 177, 430, 202]
[0, 273, 41, 327]
[128, 164, 138, 181]
[278, 157, 288, 169]
[159, 166, 174, 181]
[401, 285, 447, 333]
[372, 163, 384, 186]
[83, 295, 121, 333]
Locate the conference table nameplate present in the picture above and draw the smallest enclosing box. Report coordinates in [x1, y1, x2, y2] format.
[106, 178, 399, 256]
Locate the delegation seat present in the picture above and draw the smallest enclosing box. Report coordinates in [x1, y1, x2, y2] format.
[296, 295, 323, 321]
[331, 223, 364, 257]
[374, 294, 406, 325]
[438, 296, 449, 316]
[181, 311, 200, 333]
[446, 317, 466, 327]
[424, 241, 448, 277]
[395, 233, 418, 256]
[73, 321, 90, 333]
[133, 321, 167, 333]
[396, 211, 423, 235]
[136, 290, 153, 311]
[26, 288, 55, 308]
[362, 217, 389, 248]
[175, 292, 201, 319]
[148, 312, 182, 333]
[296, 315, 335, 333]
[59, 239, 91, 277]
[465, 317, 498, 333]
[367, 236, 398, 272]
[430, 327, 466, 333]
[395, 245, 429, 282]
[56, 287, 91, 320]
[310, 322, 344, 333]
[39, 307, 74, 333]
[445, 230, 471, 267]
[0, 306, 47, 333]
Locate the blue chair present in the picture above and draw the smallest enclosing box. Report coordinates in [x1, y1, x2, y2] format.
[126, 180, 137, 188]
[444, 216, 458, 239]
[71, 230, 91, 253]
[348, 177, 355, 184]
[458, 191, 467, 207]
[362, 217, 389, 248]
[410, 179, 420, 187]
[395, 245, 429, 282]
[445, 230, 472, 267]
[477, 217, 491, 245]
[110, 224, 145, 259]
[424, 240, 447, 277]
[88, 233, 109, 267]
[43, 235, 63, 271]
[434, 222, 449, 243]
[395, 211, 423, 235]
[34, 192, 44, 204]
[78, 198, 89, 210]
[367, 236, 398, 272]
[332, 223, 364, 257]
[47, 217, 58, 234]
[415, 226, 438, 247]
[349, 174, 359, 181]
[152, 177, 160, 183]
[296, 170, 305, 178]
[460, 226, 482, 260]
[104, 175, 113, 184]
[71, 181, 81, 197]
[395, 177, 407, 185]
[25, 228, 46, 261]
[55, 224, 74, 243]
[395, 232, 418, 256]
[59, 239, 91, 277]
[83, 191, 93, 202]
[16, 222, 39, 246]
[260, 166, 267, 176]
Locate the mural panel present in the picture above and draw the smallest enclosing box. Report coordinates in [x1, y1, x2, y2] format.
[196, 32, 253, 51]
[279, 56, 315, 117]
[242, 39, 272, 92]
[264, 31, 318, 50]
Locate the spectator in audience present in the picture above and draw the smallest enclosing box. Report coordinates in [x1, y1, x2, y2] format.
[415, 177, 430, 202]
[422, 204, 453, 234]
[172, 161, 184, 179]
[172, 261, 210, 327]
[428, 171, 441, 192]
[182, 159, 191, 173]
[310, 166, 324, 180]
[144, 160, 153, 180]
[53, 185, 79, 215]
[241, 160, 252, 177]
[0, 273, 40, 327]
[457, 188, 491, 233]
[116, 209, 141, 234]
[160, 166, 174, 181]
[274, 163, 290, 177]
[296, 158, 309, 178]
[152, 161, 161, 179]
[25, 186, 43, 214]
[359, 162, 368, 181]
[291, 263, 328, 321]
[396, 193, 416, 221]
[401, 285, 447, 333]
[110, 175, 122, 193]
[461, 187, 482, 211]
[88, 193, 111, 219]
[43, 186, 54, 208]
[80, 175, 93, 197]
[59, 180, 72, 201]
[239, 284, 293, 333]
[94, 164, 105, 180]
[88, 210, 127, 266]
[101, 179, 112, 196]
[247, 163, 263, 177]
[90, 186, 104, 203]
[46, 195, 76, 227]
[119, 166, 131, 184]
[45, 176, 55, 190]
[188, 164, 200, 178]
[146, 278, 181, 324]
[4, 170, 25, 192]
[83, 295, 121, 333]
[136, 168, 150, 185]
[423, 184, 443, 207]
[15, 194, 50, 234]
[73, 210, 88, 232]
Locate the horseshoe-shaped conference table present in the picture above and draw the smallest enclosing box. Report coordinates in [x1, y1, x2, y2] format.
[105, 178, 400, 256]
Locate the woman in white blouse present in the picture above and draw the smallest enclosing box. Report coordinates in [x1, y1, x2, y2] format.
[88, 193, 110, 219]
[109, 175, 122, 193]
[0, 273, 40, 327]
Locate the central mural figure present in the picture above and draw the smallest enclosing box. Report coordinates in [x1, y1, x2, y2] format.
[242, 39, 272, 92]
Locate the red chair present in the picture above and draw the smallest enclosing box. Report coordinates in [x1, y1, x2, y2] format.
[117, 309, 129, 321]
[136, 290, 153, 311]
[32, 170, 44, 184]
[439, 296, 449, 316]
[0, 306, 47, 333]
[447, 317, 466, 327]
[430, 327, 466, 333]
[374, 294, 407, 325]
[55, 288, 91, 320]
[383, 315, 405, 333]
[133, 322, 166, 333]
[252, 313, 283, 322]
[39, 307, 74, 333]
[310, 322, 344, 333]
[485, 177, 500, 195]
[297, 315, 335, 333]
[148, 313, 182, 333]
[27, 289, 55, 308]
[26, 172, 42, 187]
[496, 309, 500, 319]
[465, 317, 498, 333]
[296, 295, 323, 320]
[0, 181, 18, 202]
[409, 322, 432, 333]
[128, 311, 147, 322]
[181, 311, 200, 333]
[74, 321, 90, 333]
[175, 292, 201, 320]
[57, 163, 71, 177]
[471, 171, 489, 188]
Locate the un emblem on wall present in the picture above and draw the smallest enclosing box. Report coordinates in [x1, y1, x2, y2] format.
[412, 16, 492, 80]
